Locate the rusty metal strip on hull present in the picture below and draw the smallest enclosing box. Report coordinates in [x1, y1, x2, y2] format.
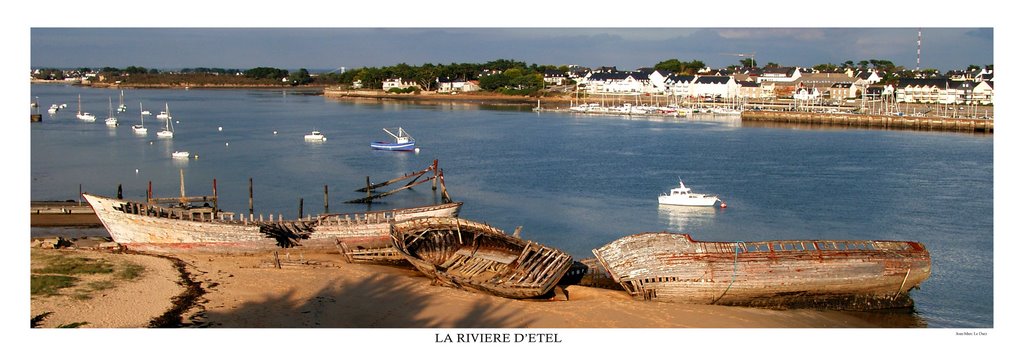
[592, 232, 932, 310]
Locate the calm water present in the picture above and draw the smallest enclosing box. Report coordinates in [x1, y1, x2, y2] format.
[30, 84, 993, 328]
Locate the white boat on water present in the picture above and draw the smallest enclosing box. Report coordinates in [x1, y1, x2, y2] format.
[304, 130, 327, 141]
[156, 103, 171, 120]
[132, 102, 148, 134]
[172, 151, 190, 159]
[104, 97, 118, 127]
[75, 94, 96, 122]
[156, 103, 174, 138]
[658, 180, 724, 207]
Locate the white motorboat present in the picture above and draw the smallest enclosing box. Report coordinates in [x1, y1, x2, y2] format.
[171, 151, 190, 159]
[304, 130, 326, 141]
[658, 180, 724, 207]
[156, 102, 171, 120]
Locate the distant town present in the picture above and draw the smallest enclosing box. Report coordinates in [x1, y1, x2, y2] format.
[31, 57, 994, 119]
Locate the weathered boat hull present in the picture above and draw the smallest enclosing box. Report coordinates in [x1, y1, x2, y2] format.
[84, 193, 461, 255]
[390, 217, 575, 299]
[593, 232, 931, 310]
[316, 202, 463, 263]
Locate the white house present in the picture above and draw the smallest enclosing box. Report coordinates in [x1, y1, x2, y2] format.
[382, 77, 419, 91]
[756, 67, 801, 83]
[543, 69, 567, 86]
[579, 71, 647, 93]
[665, 74, 695, 97]
[691, 76, 738, 99]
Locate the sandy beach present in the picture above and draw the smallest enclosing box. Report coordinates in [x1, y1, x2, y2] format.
[30, 241, 896, 329]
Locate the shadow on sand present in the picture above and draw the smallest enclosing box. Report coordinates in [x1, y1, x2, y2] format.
[199, 267, 537, 328]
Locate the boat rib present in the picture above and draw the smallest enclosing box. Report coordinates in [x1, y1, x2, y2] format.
[390, 217, 576, 299]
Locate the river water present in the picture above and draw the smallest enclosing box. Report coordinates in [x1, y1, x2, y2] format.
[29, 84, 993, 328]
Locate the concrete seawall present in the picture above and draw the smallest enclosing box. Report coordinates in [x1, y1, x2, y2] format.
[741, 111, 993, 133]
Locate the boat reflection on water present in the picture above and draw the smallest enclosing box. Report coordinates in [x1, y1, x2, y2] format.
[657, 204, 718, 231]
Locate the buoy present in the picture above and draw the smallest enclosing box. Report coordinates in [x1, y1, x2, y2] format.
[218, 126, 223, 131]
[176, 120, 180, 124]
[273, 131, 278, 135]
[414, 147, 421, 154]
[225, 142, 229, 146]
[720, 202, 727, 208]
[149, 141, 153, 145]
[135, 169, 139, 174]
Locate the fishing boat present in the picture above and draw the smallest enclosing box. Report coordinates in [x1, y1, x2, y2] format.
[370, 127, 415, 151]
[104, 97, 118, 127]
[172, 151, 190, 159]
[156, 103, 174, 138]
[304, 130, 326, 141]
[658, 180, 723, 207]
[76, 94, 96, 122]
[132, 103, 148, 134]
[592, 232, 932, 310]
[390, 217, 576, 299]
[83, 161, 461, 254]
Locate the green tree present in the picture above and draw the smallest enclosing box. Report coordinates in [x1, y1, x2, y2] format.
[654, 59, 683, 73]
[680, 60, 705, 75]
[288, 68, 312, 85]
[739, 58, 757, 68]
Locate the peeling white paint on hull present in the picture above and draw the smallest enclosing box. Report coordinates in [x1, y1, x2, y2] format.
[83, 193, 461, 254]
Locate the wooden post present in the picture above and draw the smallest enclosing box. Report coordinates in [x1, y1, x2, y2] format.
[249, 178, 254, 215]
[274, 251, 282, 269]
[323, 185, 329, 214]
[212, 179, 218, 216]
[148, 181, 153, 203]
[78, 184, 82, 206]
[298, 198, 303, 219]
[179, 169, 186, 203]
[366, 176, 372, 201]
[117, 184, 122, 199]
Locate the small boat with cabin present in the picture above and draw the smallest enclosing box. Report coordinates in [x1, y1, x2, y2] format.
[172, 151, 190, 159]
[370, 127, 415, 151]
[304, 130, 326, 141]
[658, 180, 723, 207]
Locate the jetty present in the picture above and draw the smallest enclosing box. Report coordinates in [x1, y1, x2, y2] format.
[741, 110, 993, 133]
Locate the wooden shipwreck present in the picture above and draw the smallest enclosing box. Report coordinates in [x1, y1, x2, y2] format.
[390, 217, 578, 299]
[592, 232, 931, 310]
[83, 161, 461, 254]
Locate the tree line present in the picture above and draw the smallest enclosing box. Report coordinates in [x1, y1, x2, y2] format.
[33, 58, 992, 91]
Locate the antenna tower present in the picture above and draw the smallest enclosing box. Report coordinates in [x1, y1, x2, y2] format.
[916, 29, 922, 71]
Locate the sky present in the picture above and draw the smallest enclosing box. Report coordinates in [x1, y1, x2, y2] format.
[29, 27, 992, 72]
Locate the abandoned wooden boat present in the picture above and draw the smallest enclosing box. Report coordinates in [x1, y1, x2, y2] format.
[83, 161, 461, 255]
[390, 217, 576, 299]
[592, 232, 931, 310]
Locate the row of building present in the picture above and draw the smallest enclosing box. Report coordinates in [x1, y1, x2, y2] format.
[379, 65, 994, 105]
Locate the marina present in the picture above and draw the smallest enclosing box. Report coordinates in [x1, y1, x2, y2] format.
[30, 84, 993, 328]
